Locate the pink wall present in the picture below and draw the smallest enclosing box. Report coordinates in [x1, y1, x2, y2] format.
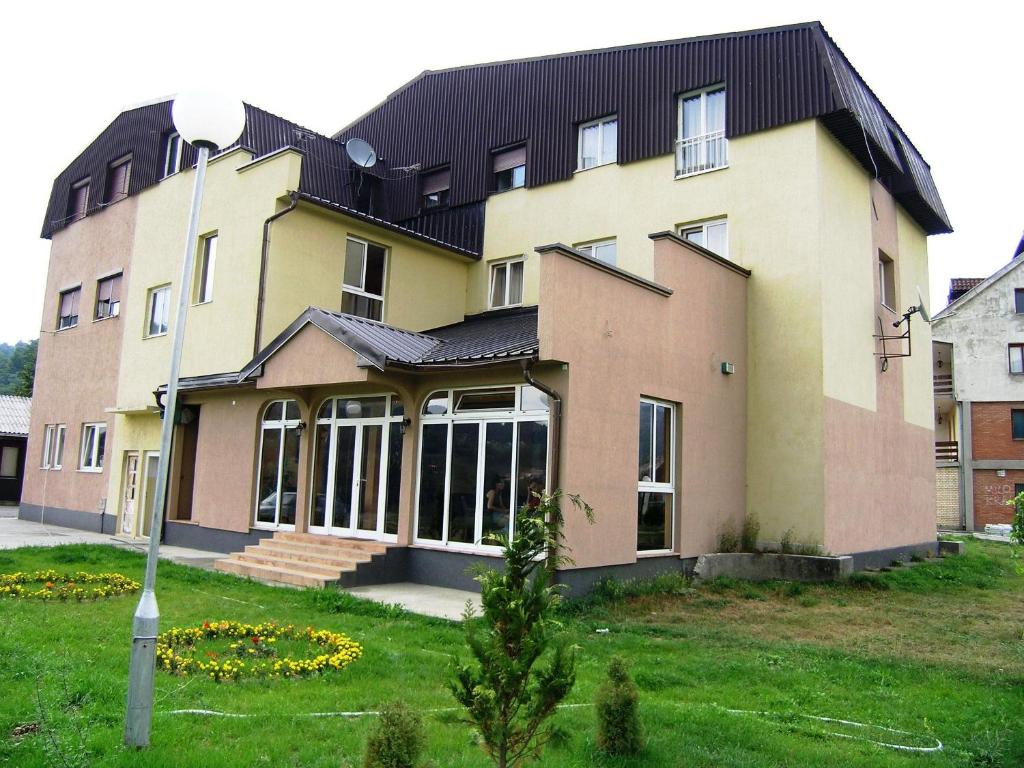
[539, 238, 748, 568]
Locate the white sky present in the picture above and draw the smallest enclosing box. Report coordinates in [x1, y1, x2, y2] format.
[1, 0, 1021, 344]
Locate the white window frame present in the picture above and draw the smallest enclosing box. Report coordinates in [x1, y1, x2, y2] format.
[574, 238, 617, 267]
[163, 132, 182, 178]
[195, 233, 217, 305]
[145, 285, 171, 338]
[577, 115, 618, 170]
[878, 252, 897, 312]
[677, 217, 729, 259]
[254, 400, 302, 530]
[79, 422, 106, 473]
[676, 85, 728, 178]
[41, 424, 55, 469]
[341, 236, 388, 320]
[488, 258, 525, 309]
[637, 397, 676, 555]
[413, 384, 551, 554]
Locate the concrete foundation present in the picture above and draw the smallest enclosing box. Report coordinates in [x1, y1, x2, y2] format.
[693, 552, 854, 582]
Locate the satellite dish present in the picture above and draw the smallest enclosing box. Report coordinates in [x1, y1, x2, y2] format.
[916, 285, 931, 323]
[345, 138, 377, 168]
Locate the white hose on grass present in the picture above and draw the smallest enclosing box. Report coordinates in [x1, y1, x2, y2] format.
[163, 703, 592, 719]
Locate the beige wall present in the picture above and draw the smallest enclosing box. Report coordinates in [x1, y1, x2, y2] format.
[263, 204, 471, 344]
[539, 239, 748, 568]
[23, 196, 138, 520]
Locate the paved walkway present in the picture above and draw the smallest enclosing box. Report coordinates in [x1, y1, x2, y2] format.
[0, 510, 479, 620]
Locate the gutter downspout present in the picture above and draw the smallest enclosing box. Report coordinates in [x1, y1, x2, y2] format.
[522, 359, 560, 493]
[254, 192, 300, 357]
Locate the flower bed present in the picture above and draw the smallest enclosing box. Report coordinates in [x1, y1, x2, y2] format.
[0, 569, 140, 600]
[156, 620, 363, 681]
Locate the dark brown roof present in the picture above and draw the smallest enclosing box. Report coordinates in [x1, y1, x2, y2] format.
[338, 21, 950, 235]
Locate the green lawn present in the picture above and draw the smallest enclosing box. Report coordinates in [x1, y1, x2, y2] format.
[0, 539, 1021, 767]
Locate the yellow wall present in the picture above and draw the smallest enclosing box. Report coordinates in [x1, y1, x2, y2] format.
[262, 203, 470, 344]
[479, 120, 828, 541]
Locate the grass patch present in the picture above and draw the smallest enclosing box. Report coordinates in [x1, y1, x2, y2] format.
[0, 540, 1021, 767]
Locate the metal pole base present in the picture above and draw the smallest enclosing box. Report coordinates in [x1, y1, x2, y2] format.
[124, 589, 159, 747]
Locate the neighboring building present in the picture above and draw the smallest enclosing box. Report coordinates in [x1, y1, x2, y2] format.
[22, 22, 950, 590]
[0, 395, 31, 505]
[932, 239, 1024, 530]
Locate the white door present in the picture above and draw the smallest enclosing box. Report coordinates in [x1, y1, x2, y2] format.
[120, 453, 139, 535]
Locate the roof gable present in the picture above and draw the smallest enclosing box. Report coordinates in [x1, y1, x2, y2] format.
[932, 256, 1024, 323]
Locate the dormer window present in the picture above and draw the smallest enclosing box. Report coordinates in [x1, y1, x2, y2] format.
[420, 167, 450, 210]
[67, 179, 89, 223]
[104, 155, 131, 204]
[163, 132, 182, 178]
[493, 145, 526, 191]
[676, 86, 727, 176]
[578, 116, 617, 170]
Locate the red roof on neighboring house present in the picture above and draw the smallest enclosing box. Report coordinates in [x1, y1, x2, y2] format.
[950, 278, 984, 292]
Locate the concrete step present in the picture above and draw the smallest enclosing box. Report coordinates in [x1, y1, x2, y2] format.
[232, 552, 352, 578]
[273, 531, 390, 555]
[252, 539, 374, 564]
[213, 557, 336, 588]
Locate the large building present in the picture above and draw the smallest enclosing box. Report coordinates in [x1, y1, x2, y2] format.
[22, 22, 950, 590]
[932, 235, 1024, 530]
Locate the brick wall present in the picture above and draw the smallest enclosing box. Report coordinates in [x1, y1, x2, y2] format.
[935, 466, 961, 528]
[972, 469, 1024, 528]
[971, 402, 1024, 460]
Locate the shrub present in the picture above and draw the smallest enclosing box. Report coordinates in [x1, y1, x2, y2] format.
[740, 514, 760, 553]
[595, 656, 643, 755]
[362, 701, 425, 768]
[717, 526, 740, 553]
[779, 529, 795, 554]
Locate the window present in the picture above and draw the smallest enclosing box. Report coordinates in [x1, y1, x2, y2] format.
[195, 234, 217, 304]
[103, 155, 131, 204]
[41, 425, 66, 469]
[0, 446, 18, 478]
[163, 132, 182, 178]
[255, 400, 301, 528]
[679, 218, 729, 258]
[341, 237, 386, 321]
[1010, 344, 1024, 375]
[637, 398, 675, 552]
[1015, 289, 1024, 314]
[146, 285, 171, 337]
[416, 385, 549, 549]
[57, 287, 81, 330]
[578, 116, 617, 170]
[420, 167, 451, 209]
[489, 259, 524, 308]
[493, 145, 526, 191]
[677, 86, 727, 176]
[879, 251, 897, 311]
[1013, 410, 1024, 440]
[95, 273, 122, 320]
[79, 423, 106, 472]
[67, 179, 89, 223]
[575, 238, 617, 267]
[1016, 483, 1024, 498]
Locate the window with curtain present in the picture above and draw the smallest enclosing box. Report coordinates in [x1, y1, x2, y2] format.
[676, 87, 727, 176]
[420, 167, 451, 209]
[578, 116, 617, 170]
[489, 259, 524, 308]
[95, 273, 122, 319]
[57, 287, 81, 330]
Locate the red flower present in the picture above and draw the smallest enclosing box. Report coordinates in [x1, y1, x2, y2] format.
[203, 621, 211, 629]
[251, 636, 260, 645]
[44, 582, 54, 589]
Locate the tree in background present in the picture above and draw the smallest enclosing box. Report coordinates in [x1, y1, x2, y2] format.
[0, 340, 37, 396]
[449, 491, 592, 768]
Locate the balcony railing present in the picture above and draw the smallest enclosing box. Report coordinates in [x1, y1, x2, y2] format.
[675, 131, 728, 177]
[933, 373, 953, 397]
[935, 441, 958, 462]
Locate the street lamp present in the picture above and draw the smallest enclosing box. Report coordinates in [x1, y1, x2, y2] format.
[124, 90, 245, 748]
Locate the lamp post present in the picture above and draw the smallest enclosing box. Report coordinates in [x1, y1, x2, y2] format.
[124, 90, 245, 748]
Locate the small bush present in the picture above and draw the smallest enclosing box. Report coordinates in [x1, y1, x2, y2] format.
[782, 582, 805, 597]
[740, 514, 760, 553]
[717, 526, 740, 553]
[779, 529, 795, 554]
[362, 701, 425, 768]
[793, 541, 821, 556]
[595, 656, 643, 755]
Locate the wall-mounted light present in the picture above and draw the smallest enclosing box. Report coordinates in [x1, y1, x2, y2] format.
[937, 359, 944, 369]
[721, 362, 735, 375]
[400, 417, 412, 435]
[295, 421, 307, 436]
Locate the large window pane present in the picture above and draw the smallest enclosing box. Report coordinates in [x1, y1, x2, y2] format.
[508, 261, 524, 304]
[337, 397, 387, 419]
[581, 124, 599, 168]
[256, 429, 281, 523]
[706, 89, 726, 132]
[481, 422, 513, 541]
[516, 420, 548, 512]
[417, 423, 448, 540]
[332, 425, 356, 529]
[600, 119, 617, 164]
[637, 491, 672, 551]
[384, 423, 403, 535]
[280, 427, 299, 525]
[311, 424, 331, 527]
[653, 404, 671, 484]
[344, 239, 364, 288]
[682, 95, 701, 138]
[490, 263, 507, 307]
[357, 425, 383, 531]
[455, 388, 516, 412]
[705, 222, 728, 257]
[448, 423, 479, 544]
[638, 401, 653, 481]
[364, 244, 386, 296]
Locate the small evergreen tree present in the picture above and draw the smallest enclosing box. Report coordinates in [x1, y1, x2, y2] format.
[595, 656, 643, 755]
[362, 700, 425, 768]
[449, 491, 592, 768]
